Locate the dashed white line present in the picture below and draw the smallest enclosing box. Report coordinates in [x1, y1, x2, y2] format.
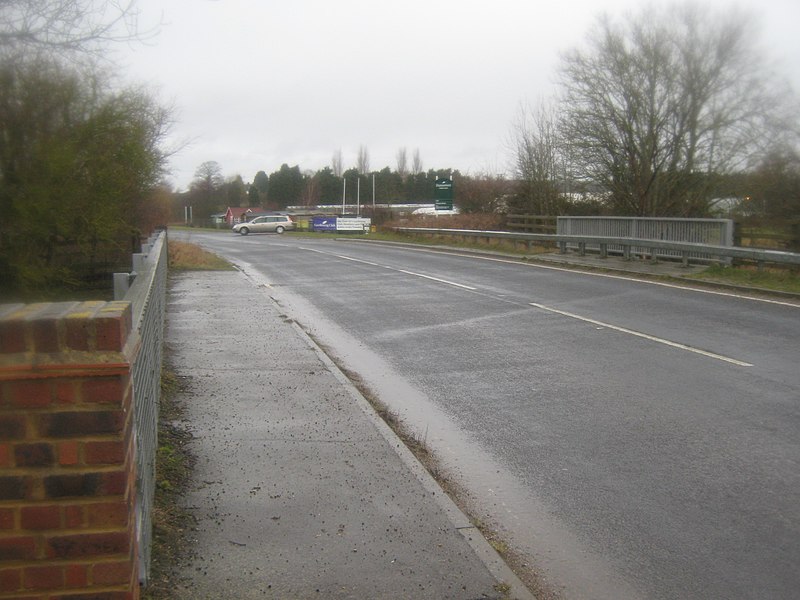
[530, 302, 754, 367]
[301, 246, 476, 290]
[397, 270, 477, 290]
[382, 245, 799, 309]
[334, 254, 379, 266]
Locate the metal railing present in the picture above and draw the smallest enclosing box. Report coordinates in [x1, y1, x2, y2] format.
[114, 229, 168, 585]
[557, 216, 734, 262]
[392, 227, 800, 269]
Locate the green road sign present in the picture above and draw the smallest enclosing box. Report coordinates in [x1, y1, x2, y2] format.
[434, 178, 454, 210]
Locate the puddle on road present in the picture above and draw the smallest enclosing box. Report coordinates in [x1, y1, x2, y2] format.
[239, 264, 642, 600]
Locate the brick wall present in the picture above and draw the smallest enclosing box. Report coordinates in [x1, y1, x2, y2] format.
[0, 301, 139, 600]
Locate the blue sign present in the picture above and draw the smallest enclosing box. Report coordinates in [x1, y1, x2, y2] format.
[312, 217, 337, 232]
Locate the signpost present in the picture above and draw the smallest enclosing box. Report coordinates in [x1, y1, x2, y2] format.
[434, 177, 454, 211]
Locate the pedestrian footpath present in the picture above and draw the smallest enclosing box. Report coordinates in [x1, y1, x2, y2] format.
[164, 269, 534, 599]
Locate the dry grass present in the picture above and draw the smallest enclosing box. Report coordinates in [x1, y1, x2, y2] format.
[168, 240, 234, 271]
[689, 264, 800, 294]
[382, 213, 505, 231]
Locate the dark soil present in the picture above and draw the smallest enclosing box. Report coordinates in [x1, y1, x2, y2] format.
[142, 358, 197, 600]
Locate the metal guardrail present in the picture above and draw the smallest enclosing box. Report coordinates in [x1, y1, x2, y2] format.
[392, 227, 800, 269]
[557, 216, 734, 244]
[557, 216, 734, 263]
[114, 229, 168, 585]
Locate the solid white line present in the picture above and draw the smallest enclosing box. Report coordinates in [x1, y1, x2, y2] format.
[529, 302, 754, 367]
[398, 270, 477, 290]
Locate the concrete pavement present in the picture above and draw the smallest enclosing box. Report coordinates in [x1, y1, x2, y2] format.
[163, 269, 534, 599]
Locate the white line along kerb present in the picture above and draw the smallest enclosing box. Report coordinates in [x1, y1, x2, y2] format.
[529, 303, 754, 367]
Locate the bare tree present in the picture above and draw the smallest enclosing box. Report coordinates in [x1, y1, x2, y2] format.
[190, 160, 224, 217]
[331, 148, 343, 177]
[745, 146, 800, 221]
[356, 144, 370, 175]
[509, 101, 566, 214]
[411, 148, 423, 175]
[395, 147, 408, 180]
[0, 0, 157, 58]
[458, 172, 510, 214]
[300, 171, 320, 207]
[558, 2, 798, 216]
[193, 161, 223, 190]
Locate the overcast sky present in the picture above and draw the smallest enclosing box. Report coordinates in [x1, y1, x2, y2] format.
[116, 0, 800, 191]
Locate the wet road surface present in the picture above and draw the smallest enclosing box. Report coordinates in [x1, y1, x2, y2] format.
[165, 269, 531, 599]
[172, 230, 800, 600]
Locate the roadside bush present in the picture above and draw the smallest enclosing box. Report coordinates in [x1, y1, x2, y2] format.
[0, 56, 171, 300]
[381, 213, 505, 232]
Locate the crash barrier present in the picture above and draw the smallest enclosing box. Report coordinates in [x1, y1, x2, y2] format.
[392, 227, 800, 270]
[557, 217, 734, 263]
[0, 229, 166, 600]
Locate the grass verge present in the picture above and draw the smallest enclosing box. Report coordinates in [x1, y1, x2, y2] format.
[358, 230, 555, 256]
[686, 264, 800, 295]
[169, 240, 234, 271]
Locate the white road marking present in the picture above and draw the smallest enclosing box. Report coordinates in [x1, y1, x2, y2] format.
[529, 302, 754, 367]
[301, 247, 378, 265]
[300, 246, 476, 290]
[334, 254, 380, 266]
[397, 270, 477, 290]
[387, 245, 799, 309]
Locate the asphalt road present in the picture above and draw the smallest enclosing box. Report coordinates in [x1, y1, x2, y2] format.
[172, 230, 800, 600]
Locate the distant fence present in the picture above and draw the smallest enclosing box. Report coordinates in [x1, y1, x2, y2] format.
[505, 214, 557, 234]
[114, 228, 168, 584]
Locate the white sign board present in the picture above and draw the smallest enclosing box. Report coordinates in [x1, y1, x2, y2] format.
[336, 218, 371, 232]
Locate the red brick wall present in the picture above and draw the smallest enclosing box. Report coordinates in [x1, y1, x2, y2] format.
[0, 301, 139, 600]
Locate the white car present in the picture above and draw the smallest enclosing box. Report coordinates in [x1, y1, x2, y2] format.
[232, 215, 295, 235]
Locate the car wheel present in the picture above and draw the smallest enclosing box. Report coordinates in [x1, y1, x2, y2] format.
[275, 226, 285, 234]
[239, 227, 249, 236]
